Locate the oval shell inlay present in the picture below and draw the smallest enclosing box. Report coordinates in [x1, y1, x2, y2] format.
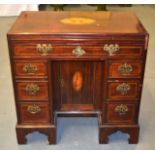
[60, 17, 96, 25]
[72, 71, 83, 91]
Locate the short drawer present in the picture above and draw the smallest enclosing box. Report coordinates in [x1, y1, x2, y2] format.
[12, 42, 143, 58]
[14, 61, 48, 77]
[16, 81, 49, 101]
[107, 80, 141, 101]
[108, 60, 143, 78]
[107, 103, 136, 123]
[18, 103, 50, 124]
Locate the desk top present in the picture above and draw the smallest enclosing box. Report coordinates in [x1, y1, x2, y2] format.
[8, 11, 147, 35]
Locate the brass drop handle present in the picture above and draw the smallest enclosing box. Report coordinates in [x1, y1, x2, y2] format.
[103, 44, 120, 56]
[116, 83, 130, 95]
[118, 63, 133, 74]
[36, 44, 53, 56]
[22, 63, 38, 74]
[115, 104, 128, 115]
[27, 104, 41, 114]
[25, 83, 40, 95]
[72, 46, 86, 57]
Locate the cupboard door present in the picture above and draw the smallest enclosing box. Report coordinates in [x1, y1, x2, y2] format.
[52, 61, 103, 111]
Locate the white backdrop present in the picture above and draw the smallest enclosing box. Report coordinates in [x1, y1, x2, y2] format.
[0, 4, 38, 16]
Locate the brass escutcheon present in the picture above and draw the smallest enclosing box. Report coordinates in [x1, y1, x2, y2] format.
[25, 83, 40, 95]
[103, 44, 119, 56]
[59, 78, 65, 87]
[27, 104, 41, 114]
[116, 83, 130, 95]
[22, 63, 38, 74]
[118, 63, 133, 74]
[115, 104, 128, 115]
[36, 44, 52, 56]
[72, 46, 86, 57]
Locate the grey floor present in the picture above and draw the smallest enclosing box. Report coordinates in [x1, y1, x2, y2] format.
[0, 4, 155, 150]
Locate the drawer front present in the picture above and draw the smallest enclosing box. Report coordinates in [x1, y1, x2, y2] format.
[107, 80, 141, 100]
[12, 42, 143, 58]
[16, 81, 49, 101]
[18, 103, 50, 124]
[106, 46, 143, 58]
[14, 62, 48, 77]
[13, 44, 106, 57]
[108, 60, 143, 78]
[107, 103, 136, 123]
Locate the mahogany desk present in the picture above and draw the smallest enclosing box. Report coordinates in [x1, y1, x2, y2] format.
[7, 11, 149, 144]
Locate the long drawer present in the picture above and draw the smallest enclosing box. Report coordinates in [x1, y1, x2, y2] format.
[12, 42, 143, 58]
